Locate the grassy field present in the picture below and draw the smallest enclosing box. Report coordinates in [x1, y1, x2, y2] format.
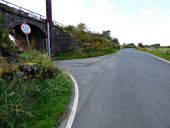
[138, 48, 170, 61]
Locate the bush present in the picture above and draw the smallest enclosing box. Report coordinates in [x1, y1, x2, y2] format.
[122, 43, 137, 49]
[1, 50, 59, 81]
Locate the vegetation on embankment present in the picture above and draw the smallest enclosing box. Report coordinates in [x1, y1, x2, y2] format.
[138, 47, 170, 61]
[122, 43, 137, 49]
[0, 15, 72, 128]
[56, 48, 119, 60]
[56, 23, 120, 59]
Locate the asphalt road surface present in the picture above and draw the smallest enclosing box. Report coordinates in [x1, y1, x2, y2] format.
[57, 49, 170, 128]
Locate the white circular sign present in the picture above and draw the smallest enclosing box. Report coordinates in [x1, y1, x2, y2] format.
[20, 23, 31, 34]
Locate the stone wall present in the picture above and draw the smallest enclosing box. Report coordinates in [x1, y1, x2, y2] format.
[0, 2, 81, 53]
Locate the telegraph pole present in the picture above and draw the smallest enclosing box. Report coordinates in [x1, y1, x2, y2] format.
[46, 0, 53, 56]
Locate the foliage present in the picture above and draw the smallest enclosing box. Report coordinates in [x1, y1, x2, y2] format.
[76, 23, 87, 32]
[138, 43, 144, 47]
[138, 47, 170, 61]
[0, 71, 72, 128]
[0, 16, 72, 127]
[60, 23, 120, 59]
[0, 49, 72, 128]
[0, 56, 6, 76]
[122, 43, 137, 49]
[0, 14, 21, 55]
[20, 50, 55, 69]
[63, 23, 120, 49]
[102, 30, 112, 41]
[150, 43, 161, 48]
[56, 48, 118, 60]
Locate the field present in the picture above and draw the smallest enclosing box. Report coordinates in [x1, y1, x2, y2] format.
[139, 47, 170, 61]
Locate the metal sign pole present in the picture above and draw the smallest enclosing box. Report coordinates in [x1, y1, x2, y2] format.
[20, 21, 31, 49]
[46, 0, 53, 56]
[25, 34, 30, 48]
[47, 23, 51, 56]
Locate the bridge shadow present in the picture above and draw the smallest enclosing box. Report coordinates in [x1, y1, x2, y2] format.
[0, 0, 80, 53]
[12, 24, 47, 51]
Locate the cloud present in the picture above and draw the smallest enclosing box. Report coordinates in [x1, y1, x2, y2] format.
[53, 0, 120, 31]
[5, 0, 170, 46]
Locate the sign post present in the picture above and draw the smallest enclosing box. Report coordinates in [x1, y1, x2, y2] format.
[20, 21, 31, 48]
[46, 0, 53, 56]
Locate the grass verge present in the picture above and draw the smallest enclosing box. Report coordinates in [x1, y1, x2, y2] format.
[56, 48, 119, 60]
[27, 72, 72, 128]
[138, 48, 170, 61]
[0, 70, 72, 128]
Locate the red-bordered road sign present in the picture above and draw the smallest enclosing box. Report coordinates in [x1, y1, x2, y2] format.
[20, 22, 31, 35]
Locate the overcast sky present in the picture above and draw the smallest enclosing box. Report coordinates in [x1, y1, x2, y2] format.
[3, 0, 170, 46]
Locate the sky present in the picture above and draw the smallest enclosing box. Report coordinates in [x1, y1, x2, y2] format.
[2, 0, 170, 46]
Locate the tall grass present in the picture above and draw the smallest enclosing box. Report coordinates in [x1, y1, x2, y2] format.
[56, 47, 118, 60]
[139, 48, 170, 61]
[0, 50, 72, 128]
[0, 72, 72, 128]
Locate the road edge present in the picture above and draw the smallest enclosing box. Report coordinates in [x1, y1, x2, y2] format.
[65, 72, 79, 128]
[140, 51, 170, 64]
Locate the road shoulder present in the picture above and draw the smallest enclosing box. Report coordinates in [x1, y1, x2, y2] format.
[140, 51, 170, 64]
[59, 72, 79, 128]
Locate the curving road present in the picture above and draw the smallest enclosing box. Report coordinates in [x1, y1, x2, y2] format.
[57, 49, 170, 128]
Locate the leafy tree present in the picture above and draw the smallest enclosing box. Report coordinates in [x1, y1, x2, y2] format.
[62, 22, 120, 52]
[102, 30, 112, 41]
[150, 43, 160, 48]
[122, 43, 136, 48]
[63, 25, 76, 32]
[111, 38, 120, 48]
[76, 23, 87, 32]
[138, 43, 144, 47]
[112, 38, 119, 45]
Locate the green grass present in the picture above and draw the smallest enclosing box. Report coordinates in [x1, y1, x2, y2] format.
[0, 71, 72, 128]
[0, 16, 72, 128]
[56, 48, 119, 60]
[138, 48, 170, 61]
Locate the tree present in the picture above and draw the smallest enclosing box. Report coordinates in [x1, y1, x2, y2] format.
[64, 25, 76, 32]
[76, 23, 86, 32]
[122, 43, 136, 48]
[150, 44, 160, 48]
[138, 43, 144, 47]
[102, 30, 112, 40]
[112, 38, 119, 45]
[111, 38, 120, 48]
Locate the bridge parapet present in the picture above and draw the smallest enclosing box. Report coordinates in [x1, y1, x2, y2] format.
[0, 0, 82, 53]
[0, 0, 63, 28]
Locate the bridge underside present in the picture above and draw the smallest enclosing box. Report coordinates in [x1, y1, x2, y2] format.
[0, 0, 81, 54]
[12, 24, 47, 51]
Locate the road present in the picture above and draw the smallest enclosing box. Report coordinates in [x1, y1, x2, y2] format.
[57, 49, 170, 128]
